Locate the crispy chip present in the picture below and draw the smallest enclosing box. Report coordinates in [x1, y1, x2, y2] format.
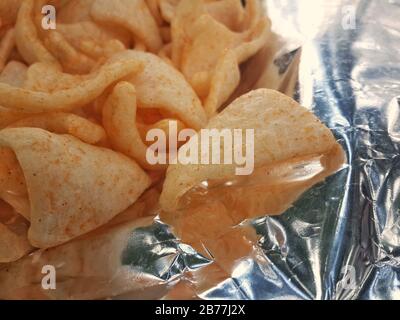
[160, 89, 346, 216]
[43, 30, 96, 74]
[0, 216, 157, 299]
[0, 146, 30, 219]
[91, 0, 162, 52]
[180, 14, 242, 87]
[142, 118, 187, 146]
[234, 19, 271, 64]
[0, 107, 29, 129]
[0, 201, 32, 263]
[82, 39, 127, 62]
[7, 47, 25, 63]
[173, 200, 234, 255]
[159, 0, 245, 28]
[241, 0, 262, 30]
[0, 127, 151, 248]
[57, 21, 131, 56]
[203, 50, 241, 116]
[0, 28, 16, 73]
[15, 0, 59, 66]
[171, 0, 271, 116]
[159, 0, 180, 23]
[0, 0, 348, 300]
[160, 25, 171, 43]
[102, 81, 163, 170]
[107, 50, 207, 130]
[206, 0, 245, 31]
[158, 43, 173, 65]
[170, 0, 204, 67]
[145, 0, 164, 26]
[179, 13, 248, 109]
[0, 0, 23, 29]
[108, 187, 160, 226]
[8, 112, 107, 145]
[0, 147, 28, 199]
[0, 57, 142, 113]
[0, 60, 30, 129]
[0, 192, 30, 221]
[58, 0, 95, 23]
[0, 60, 27, 87]
[133, 40, 147, 52]
[56, 0, 132, 61]
[103, 81, 188, 170]
[23, 62, 85, 92]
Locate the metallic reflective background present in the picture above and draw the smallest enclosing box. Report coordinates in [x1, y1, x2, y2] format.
[131, 0, 399, 300]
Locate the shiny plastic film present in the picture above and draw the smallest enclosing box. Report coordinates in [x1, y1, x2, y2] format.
[0, 0, 399, 301]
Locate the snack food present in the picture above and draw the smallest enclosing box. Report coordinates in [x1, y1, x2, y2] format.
[0, 58, 142, 112]
[0, 215, 159, 299]
[0, 128, 151, 249]
[160, 89, 345, 215]
[0, 0, 346, 300]
[171, 0, 271, 116]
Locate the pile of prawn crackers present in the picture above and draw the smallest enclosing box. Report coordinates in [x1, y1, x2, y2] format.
[0, 0, 345, 299]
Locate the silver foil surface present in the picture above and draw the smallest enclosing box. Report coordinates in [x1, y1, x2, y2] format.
[158, 0, 400, 300]
[1, 0, 399, 300]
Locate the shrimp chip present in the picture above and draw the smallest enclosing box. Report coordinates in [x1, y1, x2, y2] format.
[108, 187, 160, 226]
[58, 0, 95, 23]
[171, 0, 270, 115]
[15, 0, 59, 66]
[0, 147, 28, 201]
[0, 192, 30, 222]
[0, 0, 23, 29]
[81, 39, 127, 62]
[160, 89, 346, 218]
[179, 14, 242, 86]
[103, 81, 161, 170]
[91, 0, 162, 52]
[0, 201, 32, 263]
[0, 58, 142, 113]
[142, 118, 187, 146]
[0, 216, 158, 300]
[158, 43, 173, 65]
[0, 60, 27, 87]
[241, 0, 262, 30]
[56, 0, 131, 62]
[57, 21, 130, 55]
[23, 62, 84, 92]
[0, 61, 30, 129]
[0, 127, 151, 248]
[160, 26, 171, 43]
[159, 0, 180, 23]
[0, 107, 28, 129]
[145, 0, 164, 26]
[103, 81, 190, 170]
[173, 200, 234, 255]
[170, 0, 204, 67]
[159, 0, 244, 28]
[0, 28, 16, 73]
[205, 0, 246, 31]
[107, 50, 207, 130]
[0, 147, 30, 220]
[8, 112, 107, 145]
[43, 30, 97, 74]
[203, 50, 241, 116]
[234, 19, 272, 64]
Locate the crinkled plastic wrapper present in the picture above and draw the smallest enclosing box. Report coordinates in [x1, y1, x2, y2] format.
[2, 0, 400, 300]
